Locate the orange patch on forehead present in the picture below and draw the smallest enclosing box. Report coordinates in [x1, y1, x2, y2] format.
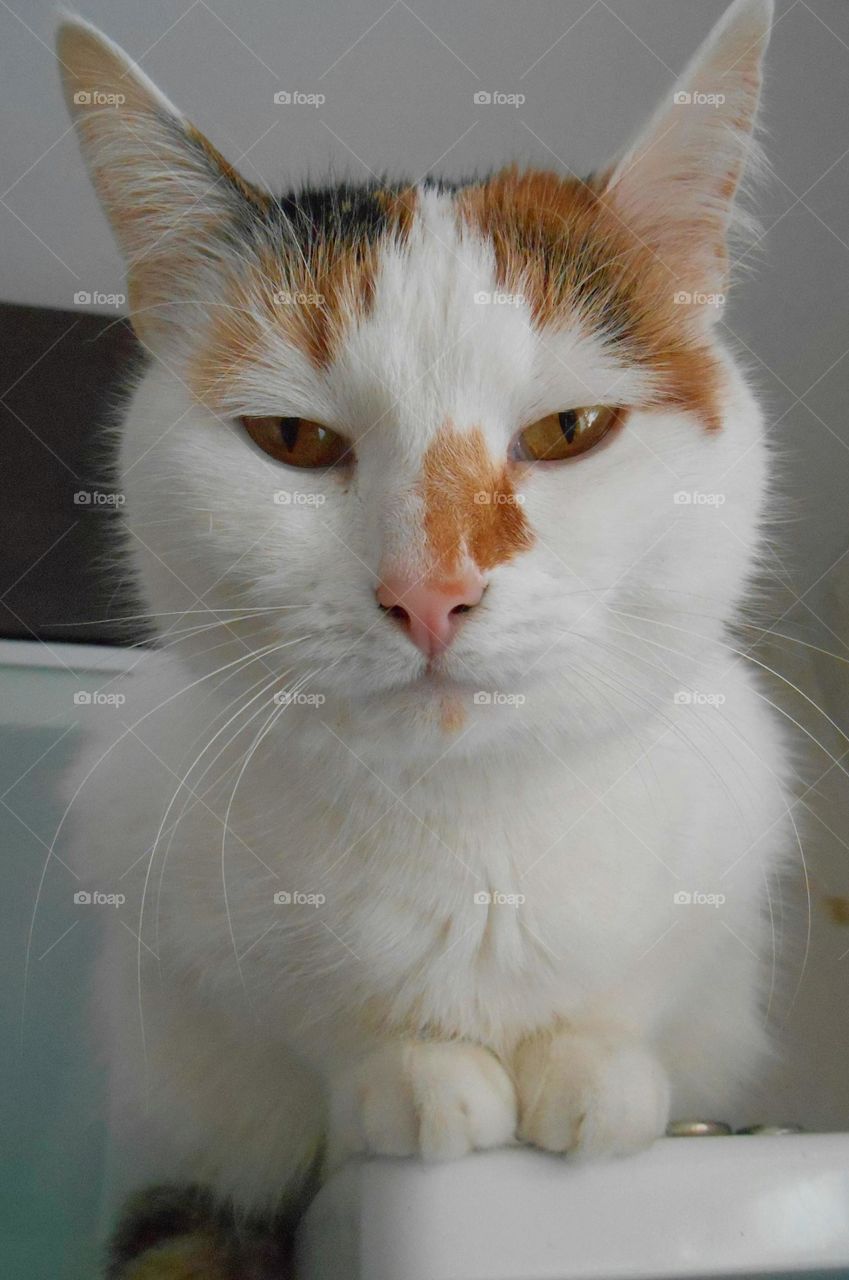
[456, 166, 724, 430]
[269, 240, 379, 370]
[375, 184, 418, 242]
[189, 185, 418, 401]
[420, 422, 534, 576]
[189, 240, 380, 405]
[457, 167, 604, 331]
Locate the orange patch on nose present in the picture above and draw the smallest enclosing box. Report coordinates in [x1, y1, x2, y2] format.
[420, 422, 534, 576]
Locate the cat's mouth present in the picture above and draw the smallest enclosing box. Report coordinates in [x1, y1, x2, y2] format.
[408, 662, 494, 699]
[411, 665, 462, 691]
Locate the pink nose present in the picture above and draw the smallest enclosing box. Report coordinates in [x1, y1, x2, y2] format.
[376, 566, 486, 657]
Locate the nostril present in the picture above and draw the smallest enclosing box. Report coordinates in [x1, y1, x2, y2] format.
[450, 603, 473, 616]
[379, 601, 411, 627]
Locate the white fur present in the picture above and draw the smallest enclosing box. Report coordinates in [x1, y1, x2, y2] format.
[57, 0, 792, 1224]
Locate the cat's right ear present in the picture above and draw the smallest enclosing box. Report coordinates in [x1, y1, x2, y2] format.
[57, 17, 269, 347]
[600, 0, 772, 315]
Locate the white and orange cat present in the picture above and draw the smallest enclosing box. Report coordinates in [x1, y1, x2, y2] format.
[59, 0, 790, 1250]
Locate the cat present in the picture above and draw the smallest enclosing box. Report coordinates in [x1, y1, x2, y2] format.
[57, 0, 790, 1271]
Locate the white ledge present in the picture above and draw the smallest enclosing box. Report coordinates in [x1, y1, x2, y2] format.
[297, 1136, 849, 1279]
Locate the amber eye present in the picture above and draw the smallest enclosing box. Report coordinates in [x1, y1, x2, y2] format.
[240, 416, 351, 468]
[512, 406, 621, 463]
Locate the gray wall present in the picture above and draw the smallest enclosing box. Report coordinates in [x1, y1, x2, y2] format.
[1, 0, 848, 618]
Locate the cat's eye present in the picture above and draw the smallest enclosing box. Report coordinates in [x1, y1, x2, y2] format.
[511, 406, 621, 463]
[240, 416, 351, 468]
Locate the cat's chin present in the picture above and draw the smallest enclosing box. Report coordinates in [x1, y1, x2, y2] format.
[360, 664, 535, 733]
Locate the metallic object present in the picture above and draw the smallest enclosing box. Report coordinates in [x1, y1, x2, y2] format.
[666, 1119, 732, 1137]
[736, 1124, 804, 1135]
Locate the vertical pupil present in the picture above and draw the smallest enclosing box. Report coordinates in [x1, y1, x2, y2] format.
[558, 410, 578, 444]
[280, 417, 300, 451]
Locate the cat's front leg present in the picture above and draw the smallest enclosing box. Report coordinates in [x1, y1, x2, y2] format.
[328, 1041, 517, 1167]
[515, 1025, 670, 1159]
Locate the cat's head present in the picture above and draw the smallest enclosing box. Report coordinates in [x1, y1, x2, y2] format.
[59, 1, 773, 762]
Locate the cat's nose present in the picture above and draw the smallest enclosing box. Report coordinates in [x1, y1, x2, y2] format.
[376, 566, 486, 657]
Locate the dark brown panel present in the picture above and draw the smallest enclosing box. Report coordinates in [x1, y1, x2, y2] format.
[0, 301, 147, 646]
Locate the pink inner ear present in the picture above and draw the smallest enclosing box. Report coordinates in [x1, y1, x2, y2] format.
[600, 0, 770, 295]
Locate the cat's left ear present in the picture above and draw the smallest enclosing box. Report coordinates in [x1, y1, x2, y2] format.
[602, 0, 772, 309]
[56, 17, 269, 348]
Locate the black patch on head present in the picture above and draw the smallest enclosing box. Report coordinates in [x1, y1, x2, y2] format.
[270, 180, 406, 250]
[263, 174, 505, 253]
[421, 174, 465, 195]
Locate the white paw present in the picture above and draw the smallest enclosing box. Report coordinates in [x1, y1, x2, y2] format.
[515, 1031, 670, 1159]
[329, 1041, 517, 1165]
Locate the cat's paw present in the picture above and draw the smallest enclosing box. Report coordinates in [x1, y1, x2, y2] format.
[329, 1041, 517, 1164]
[514, 1030, 669, 1159]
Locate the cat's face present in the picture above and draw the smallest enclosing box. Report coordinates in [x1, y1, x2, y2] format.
[59, 2, 772, 757]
